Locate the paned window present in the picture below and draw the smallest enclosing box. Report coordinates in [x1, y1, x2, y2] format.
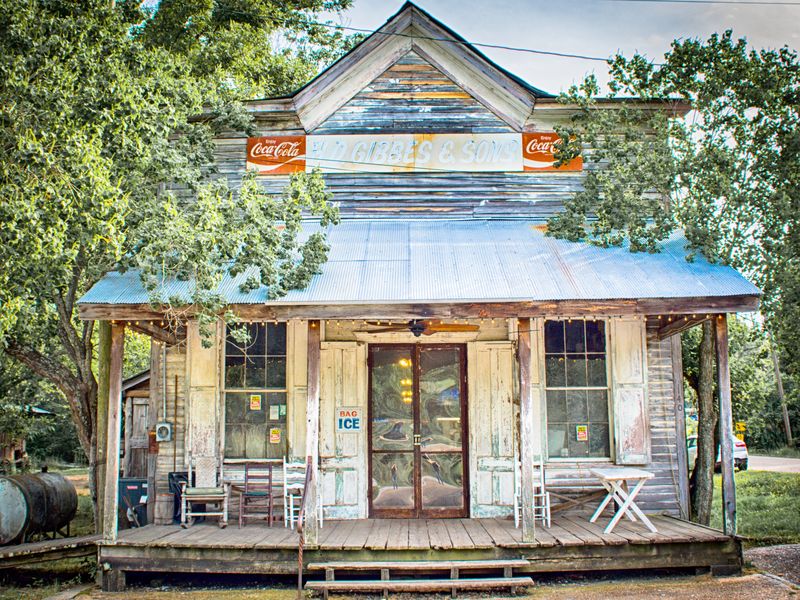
[223, 323, 287, 459]
[544, 319, 610, 459]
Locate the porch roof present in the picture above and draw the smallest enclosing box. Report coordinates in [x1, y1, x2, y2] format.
[79, 220, 759, 312]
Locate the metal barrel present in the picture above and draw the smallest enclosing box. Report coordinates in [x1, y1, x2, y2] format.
[0, 472, 78, 545]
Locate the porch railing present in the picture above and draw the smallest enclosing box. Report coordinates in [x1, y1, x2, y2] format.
[295, 455, 313, 599]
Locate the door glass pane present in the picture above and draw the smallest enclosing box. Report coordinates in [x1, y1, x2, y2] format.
[371, 347, 414, 451]
[372, 452, 414, 510]
[421, 453, 464, 510]
[419, 348, 462, 452]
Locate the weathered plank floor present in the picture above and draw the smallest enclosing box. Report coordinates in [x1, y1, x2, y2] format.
[100, 516, 740, 580]
[0, 534, 100, 568]
[112, 515, 727, 551]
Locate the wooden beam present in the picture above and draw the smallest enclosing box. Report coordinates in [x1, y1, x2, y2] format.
[123, 389, 150, 398]
[128, 321, 179, 346]
[305, 320, 321, 545]
[79, 295, 761, 322]
[103, 322, 125, 543]
[656, 315, 710, 340]
[715, 314, 736, 536]
[671, 335, 690, 520]
[96, 321, 111, 529]
[517, 317, 536, 543]
[146, 340, 162, 525]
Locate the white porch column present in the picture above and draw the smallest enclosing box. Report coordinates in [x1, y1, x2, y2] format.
[305, 320, 321, 544]
[102, 322, 125, 543]
[715, 314, 736, 535]
[517, 318, 536, 543]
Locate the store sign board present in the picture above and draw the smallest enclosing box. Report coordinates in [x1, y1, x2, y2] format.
[336, 407, 362, 433]
[246, 133, 582, 174]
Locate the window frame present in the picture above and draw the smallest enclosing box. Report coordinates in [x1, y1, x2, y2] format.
[219, 321, 289, 462]
[542, 317, 614, 463]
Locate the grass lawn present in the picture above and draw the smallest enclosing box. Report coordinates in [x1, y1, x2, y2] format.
[711, 470, 800, 545]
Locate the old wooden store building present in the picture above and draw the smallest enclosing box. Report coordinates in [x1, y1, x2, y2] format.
[79, 2, 759, 594]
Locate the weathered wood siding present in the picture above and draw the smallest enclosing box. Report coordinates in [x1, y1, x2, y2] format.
[635, 323, 683, 515]
[154, 344, 187, 498]
[467, 341, 516, 517]
[174, 49, 589, 219]
[610, 317, 650, 465]
[314, 51, 514, 134]
[318, 341, 368, 519]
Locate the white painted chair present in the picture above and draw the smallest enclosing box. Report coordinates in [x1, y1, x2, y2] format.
[514, 454, 551, 528]
[283, 458, 323, 529]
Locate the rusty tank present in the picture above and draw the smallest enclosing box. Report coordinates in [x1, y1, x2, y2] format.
[0, 472, 78, 545]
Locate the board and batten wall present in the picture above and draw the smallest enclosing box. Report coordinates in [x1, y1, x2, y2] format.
[149, 316, 684, 521]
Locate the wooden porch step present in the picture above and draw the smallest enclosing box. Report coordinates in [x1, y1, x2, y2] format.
[307, 558, 530, 571]
[305, 576, 534, 593]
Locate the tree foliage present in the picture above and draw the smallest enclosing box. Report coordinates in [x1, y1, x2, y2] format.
[0, 0, 354, 521]
[549, 32, 800, 318]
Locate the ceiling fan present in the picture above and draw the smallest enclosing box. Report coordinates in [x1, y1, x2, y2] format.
[357, 319, 479, 337]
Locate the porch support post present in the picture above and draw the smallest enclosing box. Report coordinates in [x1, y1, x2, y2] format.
[517, 318, 536, 543]
[146, 339, 163, 525]
[305, 320, 321, 545]
[103, 322, 125, 543]
[96, 321, 111, 528]
[715, 314, 736, 535]
[670, 335, 690, 520]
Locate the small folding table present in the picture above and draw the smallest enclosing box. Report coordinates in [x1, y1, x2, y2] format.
[589, 467, 657, 534]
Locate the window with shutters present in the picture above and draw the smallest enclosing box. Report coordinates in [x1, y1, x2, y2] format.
[223, 323, 287, 459]
[544, 319, 611, 459]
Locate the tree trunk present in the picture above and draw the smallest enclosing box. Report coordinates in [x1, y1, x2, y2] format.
[690, 320, 718, 525]
[4, 337, 100, 529]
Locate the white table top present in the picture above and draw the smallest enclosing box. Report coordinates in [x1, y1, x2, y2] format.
[590, 467, 654, 481]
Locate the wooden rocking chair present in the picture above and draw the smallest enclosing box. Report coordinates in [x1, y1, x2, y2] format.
[181, 454, 230, 528]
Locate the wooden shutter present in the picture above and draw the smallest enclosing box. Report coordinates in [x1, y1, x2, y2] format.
[467, 341, 516, 517]
[319, 341, 368, 519]
[185, 320, 220, 487]
[610, 317, 650, 465]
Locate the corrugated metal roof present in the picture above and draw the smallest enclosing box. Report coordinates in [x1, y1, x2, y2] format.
[78, 220, 760, 306]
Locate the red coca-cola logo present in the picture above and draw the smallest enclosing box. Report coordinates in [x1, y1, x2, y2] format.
[522, 132, 582, 172]
[525, 137, 558, 155]
[250, 140, 303, 159]
[246, 136, 306, 174]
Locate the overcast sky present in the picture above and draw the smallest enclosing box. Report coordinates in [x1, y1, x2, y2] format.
[324, 0, 800, 95]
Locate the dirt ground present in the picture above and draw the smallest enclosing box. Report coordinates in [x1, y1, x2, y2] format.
[73, 572, 797, 600]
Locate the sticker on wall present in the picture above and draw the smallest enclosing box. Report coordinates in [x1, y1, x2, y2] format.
[269, 428, 282, 444]
[269, 405, 280, 421]
[336, 407, 362, 433]
[249, 394, 262, 411]
[576, 424, 588, 441]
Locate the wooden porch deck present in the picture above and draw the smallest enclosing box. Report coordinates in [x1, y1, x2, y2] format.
[100, 515, 741, 583]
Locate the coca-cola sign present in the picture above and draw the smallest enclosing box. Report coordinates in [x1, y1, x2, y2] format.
[246, 136, 306, 174]
[522, 132, 582, 172]
[245, 133, 582, 174]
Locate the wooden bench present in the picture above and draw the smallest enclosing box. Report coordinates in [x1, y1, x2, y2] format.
[306, 559, 532, 598]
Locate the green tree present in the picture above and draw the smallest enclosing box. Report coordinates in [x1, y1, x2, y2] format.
[0, 0, 351, 527]
[547, 32, 800, 522]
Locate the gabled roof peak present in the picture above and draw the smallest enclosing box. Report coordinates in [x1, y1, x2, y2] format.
[289, 2, 552, 132]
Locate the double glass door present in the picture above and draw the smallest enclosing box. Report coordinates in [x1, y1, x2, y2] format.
[368, 344, 468, 518]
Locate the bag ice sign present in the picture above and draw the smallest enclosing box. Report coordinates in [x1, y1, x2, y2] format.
[336, 407, 361, 433]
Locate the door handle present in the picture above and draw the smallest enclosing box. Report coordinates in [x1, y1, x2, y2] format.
[413, 434, 421, 446]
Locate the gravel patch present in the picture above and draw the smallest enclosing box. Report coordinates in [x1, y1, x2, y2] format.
[746, 544, 800, 586]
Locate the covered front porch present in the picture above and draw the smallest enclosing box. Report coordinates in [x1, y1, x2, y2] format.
[99, 514, 741, 584]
